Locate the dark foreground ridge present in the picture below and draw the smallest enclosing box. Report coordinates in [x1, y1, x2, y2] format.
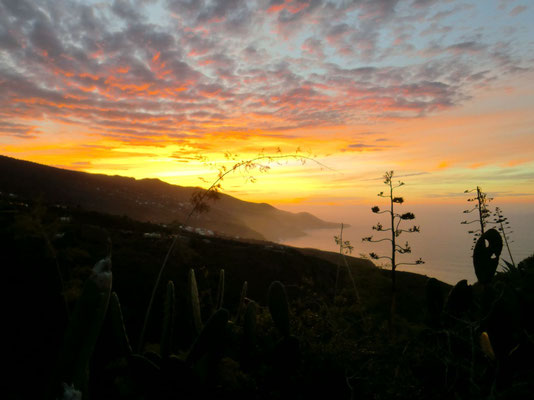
[0, 154, 339, 241]
[2, 173, 533, 400]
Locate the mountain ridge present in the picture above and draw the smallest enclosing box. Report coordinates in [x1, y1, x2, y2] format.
[0, 155, 339, 241]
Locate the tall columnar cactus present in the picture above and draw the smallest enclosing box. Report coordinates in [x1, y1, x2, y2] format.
[55, 257, 112, 397]
[237, 301, 257, 370]
[109, 291, 132, 357]
[160, 281, 175, 358]
[235, 281, 248, 323]
[268, 281, 290, 337]
[473, 228, 503, 284]
[188, 269, 203, 337]
[268, 281, 300, 376]
[215, 269, 225, 310]
[243, 301, 257, 348]
[480, 332, 496, 361]
[186, 308, 229, 367]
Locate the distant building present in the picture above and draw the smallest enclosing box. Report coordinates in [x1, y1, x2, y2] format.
[143, 232, 162, 239]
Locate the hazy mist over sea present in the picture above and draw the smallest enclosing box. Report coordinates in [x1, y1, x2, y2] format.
[279, 203, 534, 285]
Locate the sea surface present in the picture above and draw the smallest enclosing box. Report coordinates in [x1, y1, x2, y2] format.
[278, 203, 533, 285]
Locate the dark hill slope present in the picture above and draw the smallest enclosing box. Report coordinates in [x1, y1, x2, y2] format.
[2, 193, 457, 400]
[0, 155, 338, 240]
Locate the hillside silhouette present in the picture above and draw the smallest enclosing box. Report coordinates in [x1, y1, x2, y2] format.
[2, 189, 450, 399]
[0, 155, 338, 241]
[3, 166, 534, 399]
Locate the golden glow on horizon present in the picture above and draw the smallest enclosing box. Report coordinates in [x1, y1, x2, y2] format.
[2, 0, 534, 211]
[3, 72, 534, 207]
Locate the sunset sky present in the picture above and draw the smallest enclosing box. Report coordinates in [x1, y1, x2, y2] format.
[1, 0, 533, 207]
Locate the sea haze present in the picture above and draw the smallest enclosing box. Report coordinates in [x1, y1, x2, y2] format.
[279, 203, 534, 285]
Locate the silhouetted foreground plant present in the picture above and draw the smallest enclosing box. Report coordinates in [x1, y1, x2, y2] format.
[419, 228, 534, 399]
[6, 175, 534, 399]
[473, 228, 502, 284]
[362, 170, 423, 333]
[49, 257, 308, 399]
[333, 223, 367, 330]
[462, 188, 517, 269]
[333, 223, 353, 297]
[492, 207, 516, 269]
[138, 150, 331, 352]
[462, 186, 493, 249]
[51, 257, 112, 399]
[363, 171, 424, 289]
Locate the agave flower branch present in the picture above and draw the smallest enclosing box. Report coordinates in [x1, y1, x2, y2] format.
[461, 186, 493, 249]
[362, 171, 423, 334]
[362, 171, 424, 279]
[493, 207, 515, 269]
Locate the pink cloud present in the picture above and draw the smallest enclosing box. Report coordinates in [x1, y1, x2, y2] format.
[509, 5, 527, 16]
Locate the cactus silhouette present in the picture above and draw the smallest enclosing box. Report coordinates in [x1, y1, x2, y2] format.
[109, 291, 132, 356]
[160, 281, 175, 358]
[215, 269, 225, 310]
[444, 280, 471, 317]
[268, 281, 290, 337]
[186, 308, 229, 366]
[234, 281, 248, 323]
[55, 257, 112, 397]
[479, 332, 496, 360]
[243, 301, 257, 349]
[188, 269, 203, 337]
[473, 228, 503, 284]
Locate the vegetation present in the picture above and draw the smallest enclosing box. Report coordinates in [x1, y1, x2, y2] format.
[492, 207, 516, 268]
[462, 186, 493, 249]
[462, 187, 518, 271]
[334, 224, 367, 330]
[138, 150, 331, 353]
[2, 175, 534, 400]
[420, 228, 534, 399]
[362, 171, 424, 332]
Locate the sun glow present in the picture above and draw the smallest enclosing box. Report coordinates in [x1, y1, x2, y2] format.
[1, 0, 533, 207]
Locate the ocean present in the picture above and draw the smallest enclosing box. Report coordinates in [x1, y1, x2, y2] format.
[278, 203, 533, 285]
